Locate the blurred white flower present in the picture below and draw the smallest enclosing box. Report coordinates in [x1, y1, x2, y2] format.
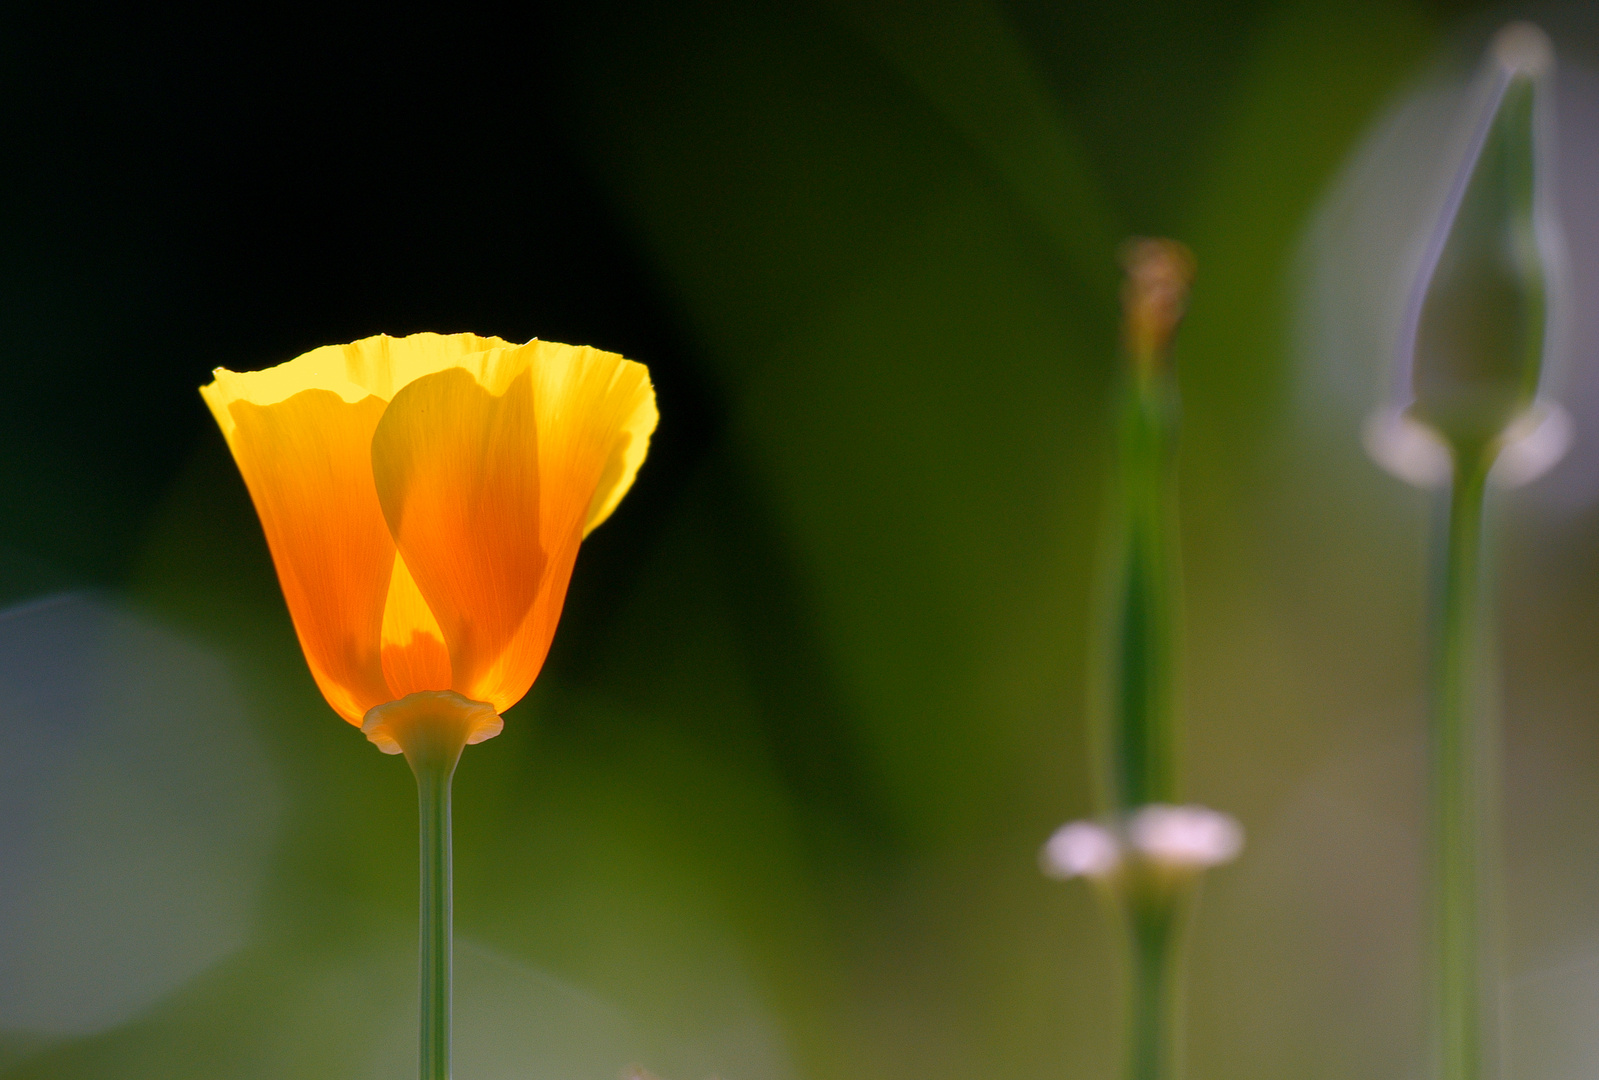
[1039, 820, 1121, 880]
[1363, 406, 1455, 488]
[1041, 804, 1244, 881]
[1494, 399, 1573, 485]
[1363, 399, 1572, 489]
[1126, 804, 1245, 870]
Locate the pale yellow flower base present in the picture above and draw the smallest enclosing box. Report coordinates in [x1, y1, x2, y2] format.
[362, 690, 503, 760]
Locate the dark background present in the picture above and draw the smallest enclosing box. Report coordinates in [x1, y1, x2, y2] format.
[0, 0, 1485, 602]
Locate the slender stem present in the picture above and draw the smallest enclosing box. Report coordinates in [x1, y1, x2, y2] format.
[400, 718, 469, 1080]
[367, 691, 493, 1080]
[1112, 367, 1181, 811]
[1432, 452, 1494, 1080]
[1100, 238, 1195, 1080]
[1126, 899, 1181, 1080]
[415, 755, 453, 1080]
[1110, 369, 1186, 1080]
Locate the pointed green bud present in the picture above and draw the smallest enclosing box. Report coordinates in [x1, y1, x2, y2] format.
[1406, 22, 1555, 461]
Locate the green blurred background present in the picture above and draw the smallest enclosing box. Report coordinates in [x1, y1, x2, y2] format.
[4, 1, 1599, 1078]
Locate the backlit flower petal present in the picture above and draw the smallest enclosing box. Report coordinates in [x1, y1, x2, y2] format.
[470, 342, 657, 709]
[199, 384, 394, 723]
[321, 332, 517, 401]
[369, 365, 544, 710]
[577, 354, 659, 537]
[379, 552, 453, 699]
[524, 341, 657, 546]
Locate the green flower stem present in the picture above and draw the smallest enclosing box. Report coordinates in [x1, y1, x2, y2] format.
[368, 691, 497, 1080]
[404, 721, 467, 1080]
[1097, 240, 1195, 1080]
[1112, 364, 1181, 811]
[1126, 896, 1181, 1080]
[1433, 450, 1496, 1080]
[1110, 368, 1189, 1080]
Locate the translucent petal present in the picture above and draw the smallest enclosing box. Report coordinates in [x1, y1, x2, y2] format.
[370, 366, 544, 709]
[327, 332, 519, 402]
[379, 553, 453, 699]
[475, 342, 656, 709]
[578, 356, 659, 537]
[198, 386, 394, 723]
[204, 333, 517, 432]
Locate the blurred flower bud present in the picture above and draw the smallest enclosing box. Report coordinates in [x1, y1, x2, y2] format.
[1404, 22, 1559, 462]
[1120, 238, 1196, 374]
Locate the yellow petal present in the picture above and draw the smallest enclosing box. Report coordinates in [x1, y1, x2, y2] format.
[379, 552, 453, 699]
[575, 352, 659, 537]
[328, 332, 520, 401]
[510, 341, 657, 544]
[369, 365, 544, 710]
[474, 342, 657, 709]
[198, 386, 394, 724]
[203, 334, 517, 438]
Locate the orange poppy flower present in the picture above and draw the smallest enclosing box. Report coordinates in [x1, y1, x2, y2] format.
[201, 333, 656, 753]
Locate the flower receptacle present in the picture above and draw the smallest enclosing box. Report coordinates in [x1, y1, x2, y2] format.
[361, 690, 503, 774]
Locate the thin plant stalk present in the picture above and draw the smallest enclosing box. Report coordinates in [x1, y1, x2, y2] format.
[1403, 31, 1555, 1079]
[1042, 242, 1236, 1078]
[369, 692, 500, 1080]
[399, 712, 471, 1080]
[1111, 356, 1181, 812]
[1105, 239, 1195, 1080]
[1125, 896, 1181, 1080]
[1432, 449, 1495, 1080]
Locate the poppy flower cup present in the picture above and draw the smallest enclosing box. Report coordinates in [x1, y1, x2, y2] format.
[202, 332, 656, 759]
